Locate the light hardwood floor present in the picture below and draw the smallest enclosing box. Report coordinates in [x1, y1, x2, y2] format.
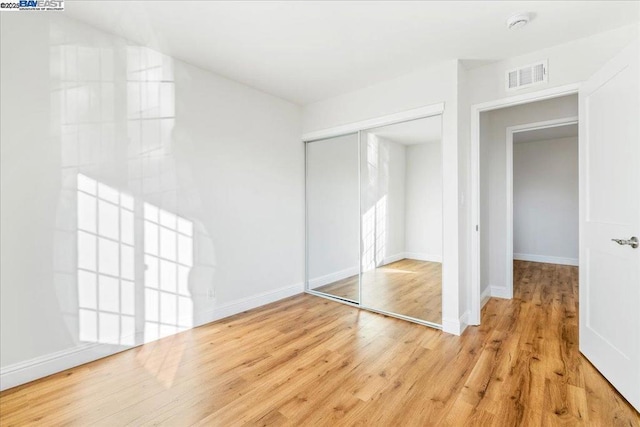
[314, 259, 442, 323]
[1, 261, 638, 426]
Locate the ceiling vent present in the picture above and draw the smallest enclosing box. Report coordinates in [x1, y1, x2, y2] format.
[506, 60, 548, 90]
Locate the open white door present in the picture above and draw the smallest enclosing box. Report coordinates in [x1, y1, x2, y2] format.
[579, 41, 640, 411]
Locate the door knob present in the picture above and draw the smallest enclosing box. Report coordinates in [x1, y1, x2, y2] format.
[611, 236, 639, 249]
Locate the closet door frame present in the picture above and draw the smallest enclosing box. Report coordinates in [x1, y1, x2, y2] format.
[304, 102, 445, 328]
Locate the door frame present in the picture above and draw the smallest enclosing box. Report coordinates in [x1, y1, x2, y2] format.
[469, 83, 580, 325]
[505, 116, 579, 299]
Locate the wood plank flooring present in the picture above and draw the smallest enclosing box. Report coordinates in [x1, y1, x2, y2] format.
[314, 259, 442, 323]
[1, 261, 638, 426]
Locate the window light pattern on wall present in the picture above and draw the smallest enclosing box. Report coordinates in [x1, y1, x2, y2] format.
[77, 173, 135, 345]
[53, 41, 117, 170]
[144, 203, 194, 342]
[57, 32, 202, 349]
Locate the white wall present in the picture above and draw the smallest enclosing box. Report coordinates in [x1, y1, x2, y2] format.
[303, 60, 462, 334]
[404, 142, 442, 261]
[479, 95, 578, 297]
[0, 14, 304, 389]
[306, 134, 359, 287]
[513, 136, 578, 265]
[456, 62, 471, 318]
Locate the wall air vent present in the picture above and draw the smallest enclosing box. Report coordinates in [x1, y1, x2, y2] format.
[506, 60, 548, 90]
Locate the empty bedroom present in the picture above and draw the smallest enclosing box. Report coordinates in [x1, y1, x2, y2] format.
[1, 1, 639, 425]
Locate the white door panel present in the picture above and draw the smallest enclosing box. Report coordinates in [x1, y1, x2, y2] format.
[579, 41, 640, 411]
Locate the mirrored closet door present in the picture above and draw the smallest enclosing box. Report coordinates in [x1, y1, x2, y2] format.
[305, 114, 443, 328]
[360, 116, 442, 325]
[306, 133, 360, 303]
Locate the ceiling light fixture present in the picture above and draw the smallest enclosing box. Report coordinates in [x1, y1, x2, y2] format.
[506, 13, 531, 30]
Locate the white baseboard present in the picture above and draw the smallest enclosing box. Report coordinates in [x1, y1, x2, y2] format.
[459, 310, 469, 333]
[308, 266, 359, 289]
[193, 282, 303, 325]
[382, 253, 405, 265]
[0, 340, 138, 393]
[0, 282, 303, 392]
[442, 310, 469, 336]
[490, 286, 512, 299]
[481, 286, 491, 308]
[403, 252, 442, 263]
[513, 253, 578, 267]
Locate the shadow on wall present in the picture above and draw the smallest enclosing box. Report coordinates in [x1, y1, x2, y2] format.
[49, 18, 216, 379]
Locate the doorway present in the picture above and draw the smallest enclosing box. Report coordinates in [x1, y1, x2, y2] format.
[509, 118, 579, 286]
[477, 94, 578, 303]
[468, 43, 639, 411]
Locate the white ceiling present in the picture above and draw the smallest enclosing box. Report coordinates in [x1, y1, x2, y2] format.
[65, 1, 640, 105]
[369, 116, 442, 146]
[514, 123, 578, 143]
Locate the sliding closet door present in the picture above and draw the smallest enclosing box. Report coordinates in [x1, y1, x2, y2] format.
[359, 116, 443, 325]
[306, 134, 360, 303]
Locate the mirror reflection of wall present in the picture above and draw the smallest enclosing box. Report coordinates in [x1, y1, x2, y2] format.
[360, 116, 442, 324]
[306, 134, 360, 303]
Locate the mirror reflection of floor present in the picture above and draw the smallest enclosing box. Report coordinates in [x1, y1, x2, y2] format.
[313, 259, 442, 325]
